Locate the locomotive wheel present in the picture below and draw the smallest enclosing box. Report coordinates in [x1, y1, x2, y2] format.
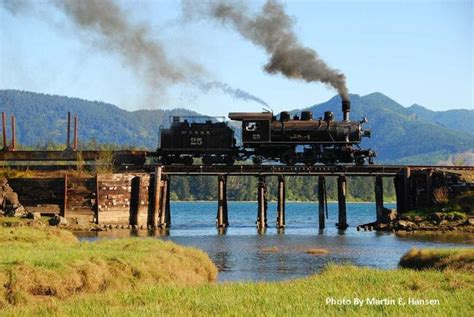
[252, 156, 263, 166]
[281, 151, 297, 166]
[355, 157, 365, 166]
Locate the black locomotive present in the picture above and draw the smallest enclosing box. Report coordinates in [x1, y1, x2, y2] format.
[157, 116, 238, 165]
[157, 100, 375, 166]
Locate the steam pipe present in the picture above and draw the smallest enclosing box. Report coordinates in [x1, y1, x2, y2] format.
[2, 112, 6, 150]
[11, 115, 16, 151]
[66, 112, 71, 149]
[342, 100, 350, 121]
[73, 114, 78, 151]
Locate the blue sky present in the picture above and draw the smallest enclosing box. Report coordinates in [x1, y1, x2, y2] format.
[0, 0, 472, 116]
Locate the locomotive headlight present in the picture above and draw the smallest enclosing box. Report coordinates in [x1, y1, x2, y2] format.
[363, 129, 371, 138]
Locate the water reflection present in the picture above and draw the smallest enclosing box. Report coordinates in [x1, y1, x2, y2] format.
[76, 202, 473, 281]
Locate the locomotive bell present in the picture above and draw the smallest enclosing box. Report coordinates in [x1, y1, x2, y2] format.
[323, 111, 334, 121]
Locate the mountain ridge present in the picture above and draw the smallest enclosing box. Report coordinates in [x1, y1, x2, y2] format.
[1, 89, 472, 164]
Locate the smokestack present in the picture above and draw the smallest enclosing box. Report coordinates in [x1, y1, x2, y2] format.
[11, 115, 16, 151]
[73, 114, 78, 151]
[66, 112, 71, 149]
[2, 112, 6, 150]
[342, 100, 350, 121]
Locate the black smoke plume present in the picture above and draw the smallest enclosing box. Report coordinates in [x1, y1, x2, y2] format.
[183, 0, 349, 101]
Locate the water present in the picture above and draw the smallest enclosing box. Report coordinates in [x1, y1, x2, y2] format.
[78, 202, 473, 282]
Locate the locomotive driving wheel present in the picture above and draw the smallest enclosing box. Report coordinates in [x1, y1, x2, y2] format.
[281, 150, 297, 166]
[252, 156, 263, 166]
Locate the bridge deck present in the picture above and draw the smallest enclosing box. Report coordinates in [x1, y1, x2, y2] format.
[161, 164, 473, 176]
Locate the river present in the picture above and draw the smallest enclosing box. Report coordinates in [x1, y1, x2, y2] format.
[77, 202, 473, 282]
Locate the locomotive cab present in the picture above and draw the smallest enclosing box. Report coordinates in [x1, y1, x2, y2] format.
[228, 112, 273, 144]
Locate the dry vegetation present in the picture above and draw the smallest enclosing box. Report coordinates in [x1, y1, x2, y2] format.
[304, 248, 330, 255]
[0, 226, 217, 308]
[399, 248, 474, 273]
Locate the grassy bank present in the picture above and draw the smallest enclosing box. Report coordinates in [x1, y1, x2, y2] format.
[0, 226, 217, 308]
[3, 264, 473, 316]
[0, 227, 472, 316]
[399, 248, 474, 272]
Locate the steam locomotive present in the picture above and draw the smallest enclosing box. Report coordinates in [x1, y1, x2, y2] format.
[156, 100, 375, 166]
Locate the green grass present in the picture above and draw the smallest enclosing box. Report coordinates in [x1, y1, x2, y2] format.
[0, 227, 472, 316]
[3, 264, 473, 316]
[399, 248, 474, 272]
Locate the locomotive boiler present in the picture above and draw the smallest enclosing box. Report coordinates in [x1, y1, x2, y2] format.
[229, 100, 374, 165]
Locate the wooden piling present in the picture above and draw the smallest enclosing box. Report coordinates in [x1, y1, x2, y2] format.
[223, 175, 228, 226]
[375, 176, 384, 223]
[337, 175, 348, 229]
[62, 173, 68, 217]
[216, 175, 229, 227]
[318, 176, 326, 229]
[425, 169, 433, 207]
[402, 167, 411, 212]
[150, 166, 162, 227]
[165, 176, 171, 226]
[73, 115, 78, 151]
[95, 174, 99, 224]
[159, 176, 170, 227]
[129, 176, 141, 225]
[257, 176, 267, 228]
[276, 175, 285, 228]
[1, 112, 6, 150]
[66, 112, 71, 149]
[10, 115, 16, 151]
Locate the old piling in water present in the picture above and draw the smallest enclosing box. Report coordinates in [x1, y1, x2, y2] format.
[318, 176, 326, 229]
[10, 115, 16, 151]
[159, 176, 171, 227]
[73, 115, 78, 151]
[1, 112, 6, 150]
[216, 175, 229, 228]
[403, 167, 411, 212]
[276, 175, 285, 228]
[375, 176, 384, 223]
[257, 176, 267, 229]
[66, 112, 71, 149]
[150, 166, 162, 227]
[395, 167, 411, 213]
[337, 175, 348, 229]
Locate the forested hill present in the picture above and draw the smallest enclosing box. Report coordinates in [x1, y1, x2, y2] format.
[0, 90, 198, 149]
[303, 93, 474, 163]
[1, 89, 472, 164]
